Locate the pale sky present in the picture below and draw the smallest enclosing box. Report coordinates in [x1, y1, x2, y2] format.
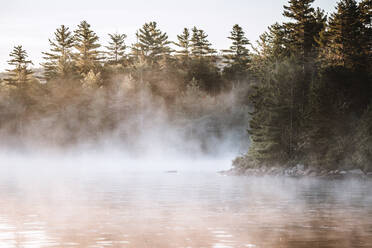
[0, 0, 339, 71]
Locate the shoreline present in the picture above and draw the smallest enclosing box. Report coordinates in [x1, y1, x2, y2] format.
[220, 164, 372, 179]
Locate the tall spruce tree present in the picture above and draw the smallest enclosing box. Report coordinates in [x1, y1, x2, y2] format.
[283, 0, 326, 66]
[41, 25, 75, 81]
[222, 24, 251, 80]
[131, 22, 171, 66]
[190, 27, 216, 58]
[74, 20, 102, 75]
[359, 0, 372, 70]
[251, 23, 292, 77]
[247, 59, 304, 165]
[266, 23, 294, 58]
[5, 45, 33, 85]
[320, 0, 368, 70]
[106, 33, 127, 64]
[175, 28, 191, 58]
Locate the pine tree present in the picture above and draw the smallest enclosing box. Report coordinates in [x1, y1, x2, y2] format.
[74, 20, 102, 76]
[283, 0, 326, 65]
[190, 27, 216, 58]
[175, 28, 191, 58]
[131, 22, 171, 66]
[5, 45, 33, 85]
[251, 23, 292, 77]
[41, 25, 75, 81]
[320, 0, 369, 71]
[81, 70, 102, 89]
[312, 8, 328, 47]
[222, 24, 251, 80]
[106, 33, 127, 64]
[352, 105, 372, 173]
[359, 0, 372, 71]
[245, 59, 304, 166]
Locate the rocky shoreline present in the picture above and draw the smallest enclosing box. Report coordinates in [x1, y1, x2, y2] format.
[221, 164, 372, 179]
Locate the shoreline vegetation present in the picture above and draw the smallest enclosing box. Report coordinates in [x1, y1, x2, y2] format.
[0, 0, 371, 176]
[230, 0, 372, 177]
[222, 163, 372, 179]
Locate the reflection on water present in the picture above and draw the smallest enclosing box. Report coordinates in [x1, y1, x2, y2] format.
[0, 164, 372, 248]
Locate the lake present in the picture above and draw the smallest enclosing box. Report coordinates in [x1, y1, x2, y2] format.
[0, 160, 371, 248]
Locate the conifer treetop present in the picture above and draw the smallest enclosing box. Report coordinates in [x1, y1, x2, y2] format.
[106, 33, 127, 64]
[132, 21, 172, 66]
[41, 25, 75, 81]
[6, 45, 33, 85]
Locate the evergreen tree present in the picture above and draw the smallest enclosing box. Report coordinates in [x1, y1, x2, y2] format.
[190, 27, 216, 58]
[300, 74, 341, 168]
[175, 28, 191, 58]
[359, 0, 372, 71]
[310, 7, 328, 59]
[106, 33, 127, 64]
[251, 23, 292, 77]
[246, 59, 304, 165]
[186, 58, 223, 93]
[320, 0, 369, 71]
[352, 104, 372, 173]
[222, 24, 251, 80]
[5, 45, 33, 85]
[131, 22, 171, 66]
[283, 0, 326, 65]
[260, 23, 291, 59]
[41, 25, 75, 81]
[74, 20, 102, 75]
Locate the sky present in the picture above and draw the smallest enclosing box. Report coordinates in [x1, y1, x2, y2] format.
[0, 0, 339, 71]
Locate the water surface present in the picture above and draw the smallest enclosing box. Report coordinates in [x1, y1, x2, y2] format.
[0, 163, 371, 248]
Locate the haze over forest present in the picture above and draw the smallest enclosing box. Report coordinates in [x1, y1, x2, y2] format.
[0, 0, 371, 174]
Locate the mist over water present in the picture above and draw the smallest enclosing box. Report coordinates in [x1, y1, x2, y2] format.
[1, 83, 372, 247]
[1, 78, 371, 248]
[1, 114, 372, 248]
[0, 75, 251, 164]
[0, 165, 372, 248]
[0, 0, 371, 245]
[0, 77, 372, 248]
[2, 140, 372, 247]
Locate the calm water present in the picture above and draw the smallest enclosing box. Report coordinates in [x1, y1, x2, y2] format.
[0, 163, 372, 248]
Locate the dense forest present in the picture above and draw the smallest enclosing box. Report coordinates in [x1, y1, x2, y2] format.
[0, 0, 371, 173]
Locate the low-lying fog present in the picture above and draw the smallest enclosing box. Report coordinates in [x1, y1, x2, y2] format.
[0, 162, 371, 248]
[1, 80, 371, 248]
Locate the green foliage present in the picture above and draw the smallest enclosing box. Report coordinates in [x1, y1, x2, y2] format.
[131, 22, 171, 67]
[5, 45, 33, 85]
[251, 23, 292, 77]
[222, 24, 251, 81]
[106, 33, 127, 64]
[318, 0, 369, 71]
[41, 25, 75, 81]
[81, 70, 102, 89]
[190, 27, 216, 58]
[351, 105, 372, 172]
[359, 0, 372, 70]
[247, 58, 304, 165]
[283, 0, 326, 66]
[185, 58, 224, 94]
[0, 5, 371, 171]
[175, 28, 191, 58]
[74, 20, 102, 76]
[234, 0, 372, 171]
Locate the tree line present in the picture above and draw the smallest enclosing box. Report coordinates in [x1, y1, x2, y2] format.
[0, 0, 371, 172]
[2, 20, 251, 94]
[234, 0, 371, 173]
[0, 19, 252, 148]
